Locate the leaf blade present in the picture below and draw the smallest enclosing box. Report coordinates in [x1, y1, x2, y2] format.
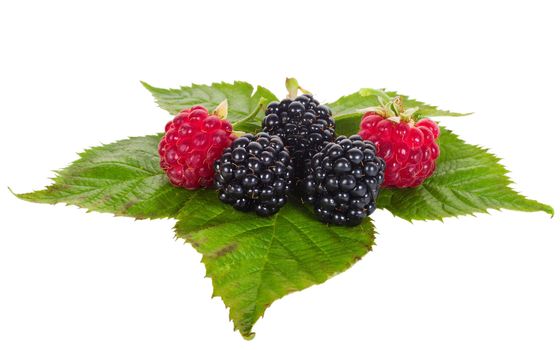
[141, 81, 278, 132]
[15, 135, 191, 219]
[327, 88, 469, 118]
[377, 127, 553, 220]
[175, 191, 374, 339]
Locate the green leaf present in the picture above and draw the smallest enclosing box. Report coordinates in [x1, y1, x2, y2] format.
[227, 96, 269, 134]
[141, 81, 278, 133]
[377, 127, 554, 221]
[332, 112, 364, 136]
[175, 191, 374, 340]
[328, 88, 469, 117]
[15, 135, 191, 219]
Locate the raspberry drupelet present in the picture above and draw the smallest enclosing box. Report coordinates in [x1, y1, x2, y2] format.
[159, 105, 236, 189]
[358, 97, 440, 188]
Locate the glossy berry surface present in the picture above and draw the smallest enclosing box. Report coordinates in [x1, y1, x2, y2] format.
[262, 95, 335, 179]
[159, 106, 235, 189]
[303, 135, 385, 226]
[214, 133, 294, 216]
[358, 113, 440, 188]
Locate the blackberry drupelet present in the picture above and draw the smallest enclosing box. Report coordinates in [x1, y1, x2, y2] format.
[214, 132, 294, 216]
[303, 135, 385, 226]
[262, 94, 335, 179]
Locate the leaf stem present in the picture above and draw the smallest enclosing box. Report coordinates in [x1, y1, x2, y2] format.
[231, 97, 267, 129]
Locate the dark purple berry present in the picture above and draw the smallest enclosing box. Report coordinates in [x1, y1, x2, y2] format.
[304, 135, 385, 226]
[262, 95, 335, 180]
[214, 133, 294, 216]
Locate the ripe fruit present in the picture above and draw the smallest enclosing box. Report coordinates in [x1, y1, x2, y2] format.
[159, 105, 235, 189]
[303, 135, 385, 226]
[261, 94, 335, 179]
[214, 132, 294, 216]
[358, 98, 440, 188]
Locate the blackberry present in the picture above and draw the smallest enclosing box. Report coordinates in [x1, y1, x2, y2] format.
[303, 135, 385, 226]
[214, 132, 294, 216]
[262, 94, 335, 179]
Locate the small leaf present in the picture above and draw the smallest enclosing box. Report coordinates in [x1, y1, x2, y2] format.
[175, 191, 374, 339]
[15, 135, 191, 219]
[377, 127, 554, 221]
[141, 81, 278, 132]
[212, 99, 229, 119]
[327, 88, 469, 120]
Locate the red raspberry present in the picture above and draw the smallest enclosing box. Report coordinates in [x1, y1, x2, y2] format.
[358, 112, 440, 188]
[159, 106, 236, 189]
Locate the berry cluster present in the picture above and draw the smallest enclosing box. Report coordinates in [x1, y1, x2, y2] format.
[159, 89, 440, 224]
[214, 133, 294, 216]
[359, 112, 440, 188]
[262, 95, 335, 179]
[159, 106, 235, 189]
[303, 135, 385, 226]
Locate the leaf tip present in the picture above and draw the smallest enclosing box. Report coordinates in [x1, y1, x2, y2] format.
[140, 80, 152, 90]
[8, 186, 20, 198]
[242, 332, 256, 341]
[140, 81, 165, 95]
[543, 204, 554, 217]
[9, 187, 33, 202]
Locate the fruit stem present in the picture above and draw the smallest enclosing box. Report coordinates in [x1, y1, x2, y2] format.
[390, 96, 404, 115]
[357, 95, 418, 122]
[285, 77, 311, 99]
[285, 77, 299, 99]
[374, 89, 393, 104]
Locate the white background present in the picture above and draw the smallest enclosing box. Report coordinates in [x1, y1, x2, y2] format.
[1, 1, 559, 349]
